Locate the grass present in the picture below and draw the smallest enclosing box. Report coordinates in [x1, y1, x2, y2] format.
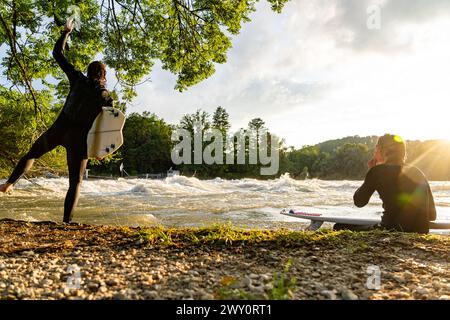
[268, 259, 297, 300]
[215, 259, 297, 300]
[131, 223, 449, 248]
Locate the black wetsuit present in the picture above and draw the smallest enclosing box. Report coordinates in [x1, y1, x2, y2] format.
[7, 30, 113, 223]
[351, 164, 436, 234]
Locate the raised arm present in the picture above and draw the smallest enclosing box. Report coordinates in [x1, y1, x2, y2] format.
[354, 168, 376, 207]
[52, 21, 79, 84]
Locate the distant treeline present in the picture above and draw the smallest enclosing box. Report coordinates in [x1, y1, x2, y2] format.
[1, 105, 450, 181]
[89, 108, 450, 181]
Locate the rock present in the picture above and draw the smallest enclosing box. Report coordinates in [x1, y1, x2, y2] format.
[98, 286, 108, 293]
[106, 279, 119, 286]
[416, 287, 429, 295]
[393, 292, 410, 299]
[392, 275, 406, 284]
[21, 251, 35, 257]
[249, 285, 265, 294]
[145, 290, 159, 299]
[321, 290, 337, 300]
[87, 282, 99, 291]
[439, 295, 450, 300]
[264, 283, 273, 291]
[201, 293, 214, 300]
[403, 271, 415, 280]
[340, 289, 358, 300]
[243, 277, 252, 287]
[260, 274, 272, 282]
[249, 273, 259, 279]
[112, 293, 128, 300]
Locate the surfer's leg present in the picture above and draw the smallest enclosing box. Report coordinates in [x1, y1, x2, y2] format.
[6, 129, 61, 186]
[63, 150, 87, 223]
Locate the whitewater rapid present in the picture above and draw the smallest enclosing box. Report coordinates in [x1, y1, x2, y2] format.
[1, 174, 450, 230]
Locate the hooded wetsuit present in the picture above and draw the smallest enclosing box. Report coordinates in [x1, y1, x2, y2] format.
[7, 30, 113, 223]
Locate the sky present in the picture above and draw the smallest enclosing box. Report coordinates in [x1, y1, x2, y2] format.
[111, 0, 450, 148]
[2, 1, 449, 148]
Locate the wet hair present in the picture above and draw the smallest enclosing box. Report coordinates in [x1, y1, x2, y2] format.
[87, 61, 106, 84]
[377, 134, 406, 165]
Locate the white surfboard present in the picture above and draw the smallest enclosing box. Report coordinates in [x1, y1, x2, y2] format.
[280, 209, 450, 231]
[87, 107, 126, 158]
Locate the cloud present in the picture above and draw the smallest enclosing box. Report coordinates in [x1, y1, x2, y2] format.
[127, 0, 450, 147]
[321, 0, 450, 52]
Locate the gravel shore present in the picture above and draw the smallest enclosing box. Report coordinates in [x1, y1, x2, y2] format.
[0, 219, 448, 300]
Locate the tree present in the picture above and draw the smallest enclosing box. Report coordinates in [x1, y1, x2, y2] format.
[0, 1, 289, 176]
[180, 109, 210, 133]
[0, 0, 290, 106]
[287, 145, 320, 178]
[212, 106, 230, 133]
[326, 143, 370, 179]
[101, 111, 173, 175]
[248, 117, 265, 132]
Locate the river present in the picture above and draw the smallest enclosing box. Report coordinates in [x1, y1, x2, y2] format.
[1, 174, 449, 233]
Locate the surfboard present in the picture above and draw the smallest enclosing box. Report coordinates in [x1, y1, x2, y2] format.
[87, 107, 126, 159]
[280, 209, 450, 231]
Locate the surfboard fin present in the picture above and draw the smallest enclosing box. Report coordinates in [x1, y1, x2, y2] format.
[306, 220, 323, 231]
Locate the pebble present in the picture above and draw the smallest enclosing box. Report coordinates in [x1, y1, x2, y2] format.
[416, 287, 429, 295]
[21, 251, 35, 257]
[321, 290, 337, 300]
[243, 277, 252, 287]
[87, 282, 99, 291]
[260, 274, 272, 282]
[1, 221, 448, 301]
[106, 279, 119, 286]
[145, 290, 159, 299]
[393, 292, 410, 299]
[340, 289, 358, 300]
[201, 293, 214, 300]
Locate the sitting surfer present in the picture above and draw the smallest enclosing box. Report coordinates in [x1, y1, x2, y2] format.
[335, 134, 436, 234]
[0, 19, 113, 223]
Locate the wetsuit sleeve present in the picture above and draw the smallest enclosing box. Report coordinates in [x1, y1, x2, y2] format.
[52, 30, 79, 84]
[427, 184, 437, 221]
[354, 167, 377, 207]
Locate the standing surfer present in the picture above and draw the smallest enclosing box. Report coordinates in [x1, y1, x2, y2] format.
[0, 19, 113, 223]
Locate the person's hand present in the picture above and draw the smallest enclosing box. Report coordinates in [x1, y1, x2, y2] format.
[368, 158, 377, 169]
[64, 18, 74, 34]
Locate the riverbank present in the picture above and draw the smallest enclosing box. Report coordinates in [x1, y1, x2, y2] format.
[0, 219, 448, 300]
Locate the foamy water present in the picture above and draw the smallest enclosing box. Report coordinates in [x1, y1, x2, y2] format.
[1, 174, 449, 232]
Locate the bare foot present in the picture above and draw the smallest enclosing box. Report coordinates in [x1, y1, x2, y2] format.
[0, 183, 13, 193]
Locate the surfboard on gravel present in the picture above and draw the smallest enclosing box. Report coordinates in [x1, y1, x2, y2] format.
[280, 209, 450, 231]
[87, 107, 125, 159]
